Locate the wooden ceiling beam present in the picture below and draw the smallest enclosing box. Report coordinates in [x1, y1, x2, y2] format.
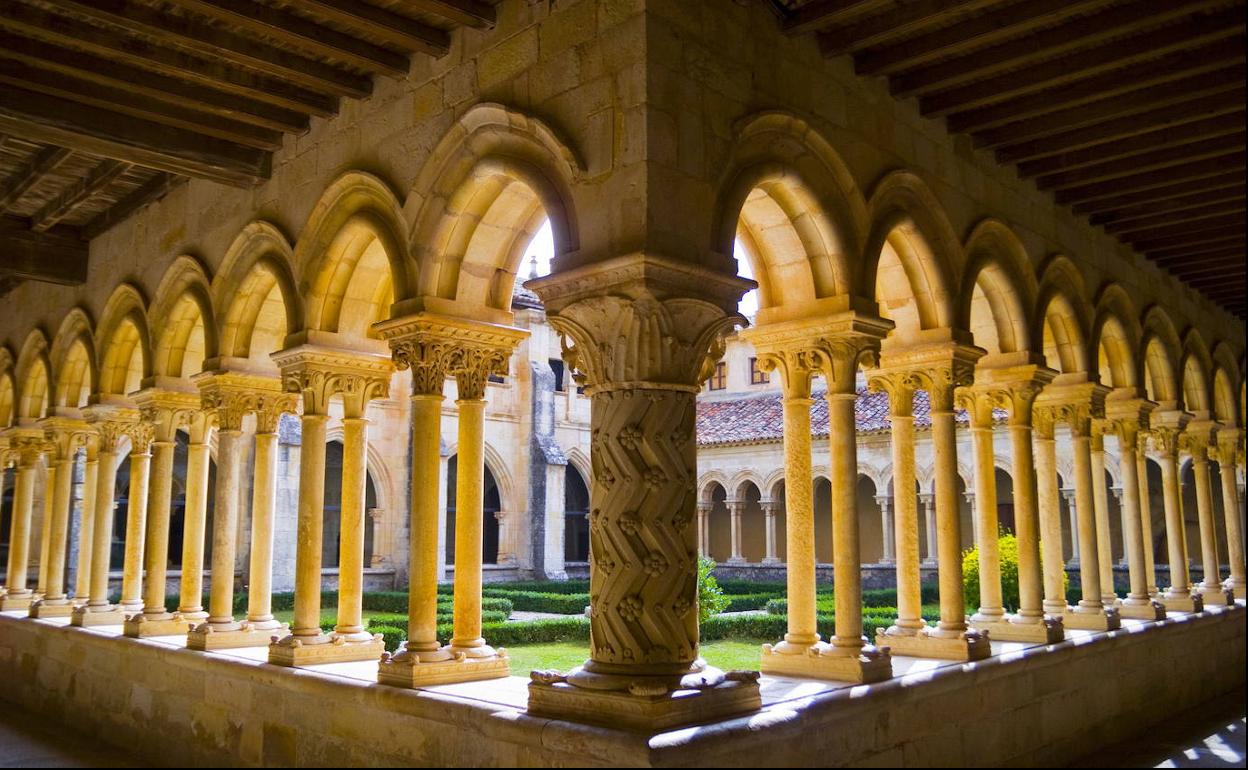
[1108, 203, 1247, 238]
[52, 0, 371, 99]
[1055, 154, 1246, 206]
[296, 0, 456, 54]
[818, 0, 999, 58]
[993, 87, 1245, 164]
[0, 59, 284, 151]
[911, 9, 1242, 115]
[1018, 113, 1245, 178]
[0, 26, 316, 132]
[860, 0, 1120, 78]
[0, 85, 268, 187]
[1092, 185, 1247, 229]
[0, 145, 73, 212]
[1072, 172, 1246, 216]
[0, 216, 87, 285]
[160, 0, 432, 71]
[949, 44, 1245, 135]
[1148, 240, 1245, 262]
[1120, 215, 1247, 246]
[1035, 134, 1247, 192]
[1168, 259, 1246, 278]
[783, 0, 891, 36]
[30, 159, 131, 233]
[82, 173, 186, 240]
[1133, 228, 1245, 254]
[395, 0, 496, 28]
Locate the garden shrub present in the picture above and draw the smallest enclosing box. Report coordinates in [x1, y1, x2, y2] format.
[698, 557, 730, 622]
[963, 531, 1067, 611]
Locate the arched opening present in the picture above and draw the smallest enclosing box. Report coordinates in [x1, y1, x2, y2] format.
[706, 482, 730, 563]
[1144, 458, 1166, 565]
[995, 467, 1016, 534]
[0, 466, 14, 566]
[814, 476, 832, 564]
[321, 440, 380, 570]
[563, 464, 590, 563]
[444, 455, 501, 566]
[166, 431, 217, 570]
[737, 481, 766, 563]
[856, 475, 883, 564]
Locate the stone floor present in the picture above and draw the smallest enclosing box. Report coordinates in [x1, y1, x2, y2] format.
[0, 705, 136, 768]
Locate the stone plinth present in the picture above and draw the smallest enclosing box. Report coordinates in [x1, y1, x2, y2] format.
[969, 616, 1065, 645]
[875, 626, 992, 661]
[268, 633, 386, 665]
[759, 642, 892, 683]
[188, 621, 288, 651]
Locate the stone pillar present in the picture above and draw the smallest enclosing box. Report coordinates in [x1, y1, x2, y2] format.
[921, 492, 937, 565]
[876, 495, 894, 564]
[1034, 412, 1067, 616]
[72, 415, 133, 626]
[761, 500, 780, 565]
[1136, 432, 1159, 597]
[696, 502, 712, 557]
[869, 370, 924, 640]
[1089, 427, 1116, 605]
[270, 345, 394, 665]
[726, 499, 745, 564]
[1153, 420, 1202, 612]
[118, 422, 153, 616]
[959, 388, 1004, 623]
[1184, 424, 1231, 606]
[73, 443, 97, 602]
[175, 412, 212, 624]
[1066, 400, 1119, 630]
[244, 395, 296, 634]
[1, 435, 45, 610]
[29, 420, 91, 618]
[1105, 402, 1165, 620]
[526, 255, 763, 728]
[1062, 489, 1080, 566]
[449, 366, 492, 657]
[1214, 433, 1246, 599]
[36, 462, 54, 597]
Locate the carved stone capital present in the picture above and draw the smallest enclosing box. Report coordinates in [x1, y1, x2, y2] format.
[867, 370, 919, 418]
[962, 362, 1055, 429]
[1150, 426, 1183, 458]
[745, 312, 894, 397]
[133, 387, 202, 443]
[1214, 430, 1242, 466]
[271, 344, 394, 417]
[879, 342, 982, 413]
[254, 392, 299, 433]
[8, 430, 49, 466]
[1033, 380, 1108, 438]
[125, 421, 155, 455]
[375, 313, 526, 399]
[1102, 396, 1156, 447]
[528, 253, 755, 394]
[1180, 420, 1216, 462]
[38, 417, 92, 462]
[82, 404, 140, 452]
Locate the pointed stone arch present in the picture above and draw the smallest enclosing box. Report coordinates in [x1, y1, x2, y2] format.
[1034, 255, 1093, 375]
[151, 255, 217, 380]
[481, 440, 516, 513]
[1091, 283, 1142, 391]
[1141, 304, 1183, 407]
[15, 328, 52, 422]
[49, 307, 97, 410]
[699, 471, 729, 502]
[0, 346, 14, 428]
[959, 219, 1036, 356]
[215, 222, 304, 364]
[406, 103, 583, 320]
[1180, 328, 1215, 418]
[95, 283, 151, 399]
[1211, 342, 1240, 427]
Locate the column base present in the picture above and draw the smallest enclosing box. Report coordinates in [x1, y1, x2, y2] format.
[28, 599, 74, 618]
[0, 592, 34, 611]
[1158, 591, 1203, 613]
[760, 641, 892, 683]
[725, 557, 747, 565]
[969, 614, 1064, 645]
[527, 664, 761, 733]
[1197, 584, 1235, 607]
[1100, 593, 1118, 607]
[70, 604, 127, 626]
[123, 613, 197, 638]
[379, 644, 509, 687]
[760, 558, 782, 565]
[188, 620, 289, 651]
[1116, 598, 1166, 621]
[1225, 578, 1246, 600]
[875, 626, 991, 661]
[268, 632, 385, 666]
[1062, 605, 1121, 631]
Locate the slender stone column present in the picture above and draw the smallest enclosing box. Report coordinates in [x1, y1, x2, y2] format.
[30, 420, 91, 618]
[450, 382, 489, 654]
[244, 395, 296, 633]
[74, 444, 97, 601]
[1034, 413, 1068, 615]
[960, 388, 1003, 623]
[869, 371, 923, 638]
[175, 413, 212, 623]
[526, 255, 764, 727]
[726, 499, 745, 564]
[1184, 425, 1231, 606]
[921, 492, 937, 565]
[36, 464, 54, 597]
[73, 417, 132, 625]
[1062, 489, 1080, 566]
[1135, 433, 1159, 596]
[761, 501, 780, 564]
[1, 437, 44, 610]
[1153, 422, 1201, 612]
[876, 495, 894, 564]
[1070, 412, 1117, 628]
[269, 344, 394, 665]
[1214, 434, 1246, 598]
[1107, 406, 1165, 620]
[118, 423, 153, 616]
[697, 502, 712, 557]
[1089, 427, 1116, 605]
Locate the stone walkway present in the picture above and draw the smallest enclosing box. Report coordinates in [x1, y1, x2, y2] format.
[0, 705, 136, 768]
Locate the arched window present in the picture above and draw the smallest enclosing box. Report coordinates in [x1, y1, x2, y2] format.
[323, 440, 379, 570]
[564, 465, 590, 562]
[166, 432, 216, 570]
[445, 455, 501, 566]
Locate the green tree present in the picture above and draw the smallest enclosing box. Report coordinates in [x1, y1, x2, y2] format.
[963, 530, 1068, 612]
[698, 557, 730, 623]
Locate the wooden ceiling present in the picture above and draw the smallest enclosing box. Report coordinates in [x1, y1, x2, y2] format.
[772, 0, 1247, 318]
[0, 0, 494, 294]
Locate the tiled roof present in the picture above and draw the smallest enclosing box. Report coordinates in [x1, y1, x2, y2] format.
[697, 388, 1004, 446]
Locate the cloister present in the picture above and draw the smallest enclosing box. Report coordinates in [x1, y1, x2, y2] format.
[0, 0, 1243, 766]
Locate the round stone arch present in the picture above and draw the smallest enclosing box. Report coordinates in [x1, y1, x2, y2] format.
[214, 222, 304, 364]
[481, 439, 517, 514]
[95, 283, 152, 399]
[149, 255, 217, 380]
[1179, 328, 1215, 419]
[710, 112, 867, 323]
[297, 171, 411, 341]
[1141, 304, 1183, 407]
[49, 307, 97, 410]
[1033, 255, 1094, 376]
[14, 329, 51, 422]
[564, 446, 591, 487]
[406, 103, 584, 320]
[861, 170, 963, 341]
[1211, 343, 1241, 427]
[1091, 283, 1143, 391]
[698, 474, 728, 503]
[729, 471, 764, 502]
[0, 346, 15, 428]
[959, 219, 1037, 357]
[762, 468, 786, 502]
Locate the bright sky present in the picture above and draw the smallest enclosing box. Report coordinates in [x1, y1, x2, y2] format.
[522, 219, 760, 318]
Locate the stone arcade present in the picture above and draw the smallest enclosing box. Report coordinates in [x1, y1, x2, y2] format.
[0, 0, 1244, 766]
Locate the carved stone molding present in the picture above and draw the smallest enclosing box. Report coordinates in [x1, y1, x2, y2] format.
[878, 342, 983, 412]
[271, 344, 394, 417]
[1214, 430, 1242, 466]
[1033, 380, 1109, 438]
[746, 312, 894, 396]
[1102, 397, 1156, 446]
[8, 430, 48, 466]
[375, 312, 528, 400]
[37, 417, 92, 462]
[82, 404, 139, 452]
[133, 387, 202, 443]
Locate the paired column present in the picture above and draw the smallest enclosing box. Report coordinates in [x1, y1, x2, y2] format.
[117, 423, 153, 617]
[696, 502, 711, 557]
[1033, 410, 1068, 615]
[525, 255, 764, 730]
[876, 495, 894, 564]
[174, 412, 213, 625]
[1, 435, 45, 610]
[1213, 433, 1246, 599]
[125, 398, 184, 636]
[73, 442, 98, 602]
[1105, 403, 1165, 620]
[243, 395, 297, 634]
[72, 415, 133, 626]
[1067, 399, 1119, 629]
[1061, 490, 1080, 566]
[29, 420, 91, 618]
[1135, 432, 1160, 596]
[1089, 427, 1117, 605]
[761, 500, 780, 564]
[1152, 421, 1202, 612]
[1183, 425, 1231, 606]
[726, 499, 745, 564]
[920, 493, 937, 565]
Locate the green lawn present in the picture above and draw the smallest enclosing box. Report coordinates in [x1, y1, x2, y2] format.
[505, 639, 768, 674]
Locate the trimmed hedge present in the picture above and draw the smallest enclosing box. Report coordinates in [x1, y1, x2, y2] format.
[481, 589, 588, 614]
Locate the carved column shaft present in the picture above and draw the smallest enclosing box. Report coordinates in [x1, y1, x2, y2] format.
[1186, 435, 1223, 594]
[930, 390, 966, 635]
[1116, 423, 1151, 604]
[142, 438, 175, 617]
[1071, 425, 1104, 609]
[778, 361, 817, 649]
[247, 396, 293, 629]
[1155, 430, 1193, 597]
[178, 419, 212, 619]
[962, 389, 1003, 622]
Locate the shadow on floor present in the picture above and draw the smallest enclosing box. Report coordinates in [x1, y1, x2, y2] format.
[0, 705, 138, 768]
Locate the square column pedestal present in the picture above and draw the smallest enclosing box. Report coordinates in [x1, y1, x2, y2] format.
[1198, 586, 1235, 607]
[378, 648, 511, 687]
[268, 633, 386, 665]
[875, 627, 993, 662]
[28, 599, 75, 619]
[123, 613, 202, 638]
[1063, 605, 1122, 631]
[188, 621, 293, 651]
[760, 642, 894, 682]
[70, 605, 127, 626]
[0, 592, 34, 611]
[1115, 598, 1167, 621]
[970, 615, 1066, 645]
[1159, 592, 1204, 613]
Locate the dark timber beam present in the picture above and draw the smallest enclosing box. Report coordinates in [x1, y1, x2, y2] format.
[818, 0, 998, 57]
[0, 85, 269, 187]
[0, 145, 73, 212]
[1055, 154, 1246, 206]
[396, 0, 495, 28]
[783, 0, 890, 36]
[1073, 172, 1247, 216]
[0, 216, 87, 284]
[1148, 241, 1246, 262]
[1034, 134, 1247, 191]
[82, 173, 186, 240]
[1129, 227, 1246, 254]
[1093, 186, 1247, 229]
[1120, 215, 1247, 247]
[1108, 203, 1247, 237]
[30, 159, 131, 233]
[298, 0, 457, 53]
